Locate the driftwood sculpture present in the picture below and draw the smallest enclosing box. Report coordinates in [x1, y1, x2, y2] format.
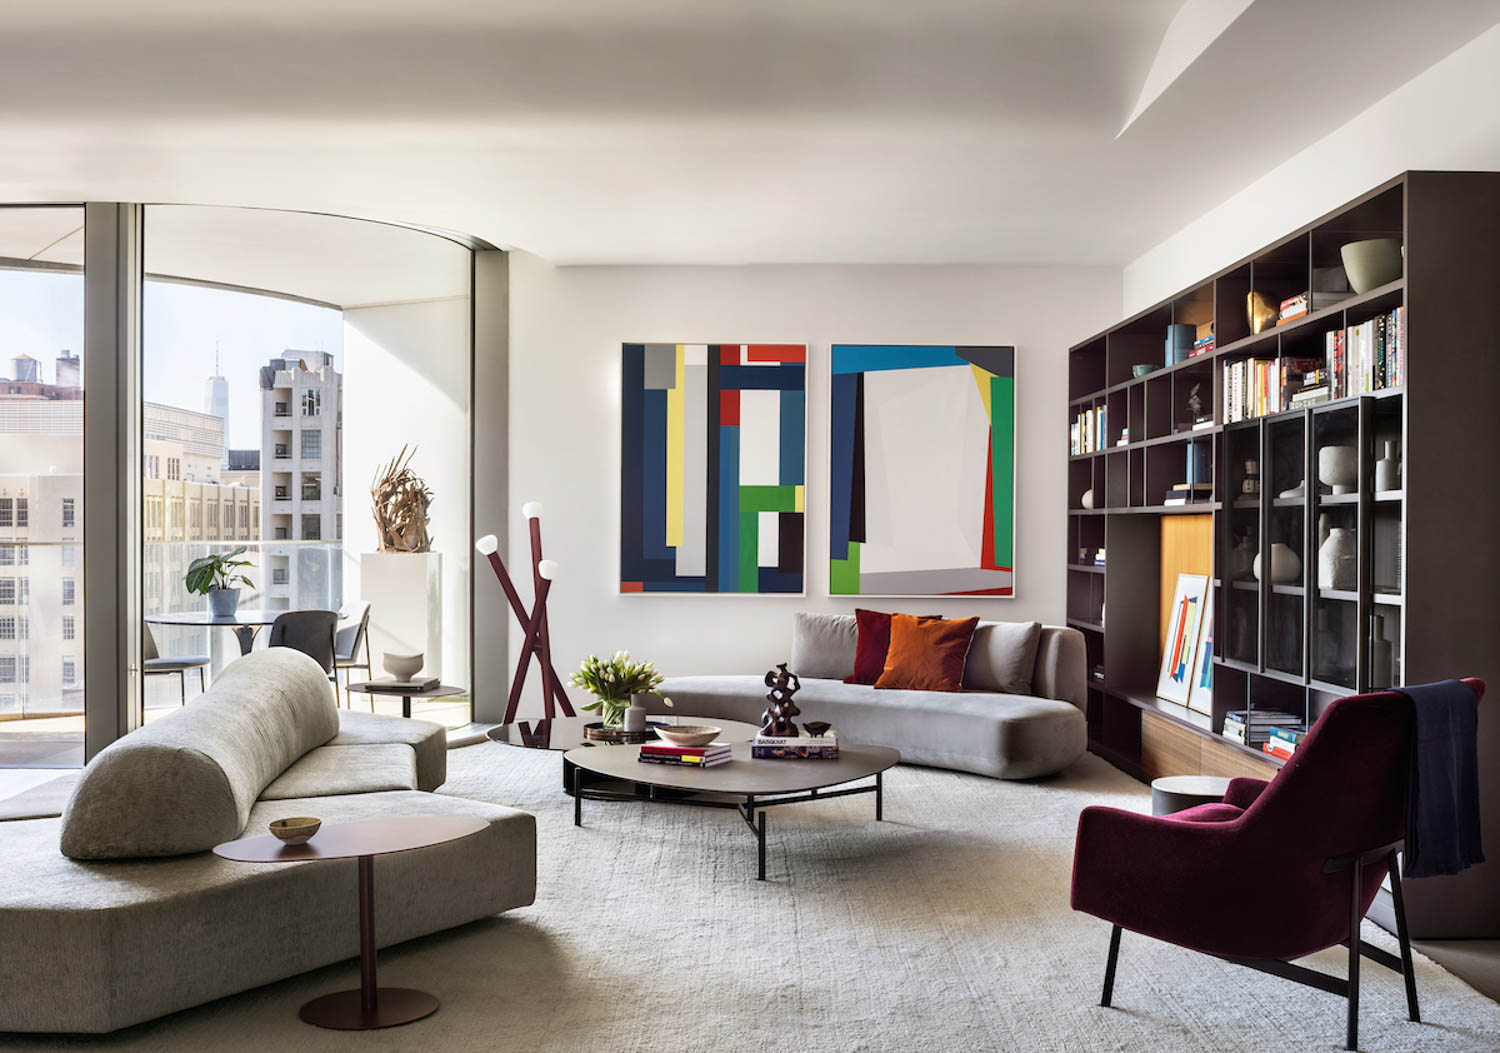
[371, 445, 433, 553]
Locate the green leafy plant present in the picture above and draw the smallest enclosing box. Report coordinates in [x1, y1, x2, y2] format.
[184, 546, 255, 595]
[568, 651, 669, 726]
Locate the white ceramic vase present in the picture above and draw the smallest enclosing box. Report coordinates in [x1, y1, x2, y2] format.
[1318, 528, 1357, 589]
[1318, 445, 1357, 494]
[1253, 542, 1301, 584]
[1375, 440, 1400, 492]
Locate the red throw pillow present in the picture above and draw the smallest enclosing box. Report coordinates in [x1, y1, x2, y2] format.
[874, 614, 981, 693]
[844, 609, 941, 685]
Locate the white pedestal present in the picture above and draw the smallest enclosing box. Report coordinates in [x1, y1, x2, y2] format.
[360, 552, 443, 680]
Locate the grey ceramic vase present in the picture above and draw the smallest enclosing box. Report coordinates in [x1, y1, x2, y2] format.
[208, 587, 240, 618]
[1375, 440, 1400, 492]
[1253, 542, 1301, 584]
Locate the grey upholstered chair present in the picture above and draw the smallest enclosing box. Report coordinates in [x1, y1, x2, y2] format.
[142, 621, 211, 705]
[267, 610, 339, 674]
[332, 601, 372, 705]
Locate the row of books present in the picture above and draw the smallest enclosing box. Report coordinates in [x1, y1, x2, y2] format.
[1070, 405, 1107, 455]
[752, 732, 839, 760]
[1222, 357, 1324, 422]
[1221, 709, 1302, 747]
[638, 741, 732, 768]
[1324, 308, 1406, 399]
[1261, 725, 1308, 761]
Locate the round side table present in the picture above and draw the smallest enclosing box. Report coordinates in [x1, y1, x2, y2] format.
[1150, 775, 1233, 816]
[345, 681, 464, 719]
[214, 814, 487, 1029]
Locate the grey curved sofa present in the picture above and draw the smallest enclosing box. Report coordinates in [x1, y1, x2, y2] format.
[0, 648, 535, 1034]
[652, 615, 1087, 780]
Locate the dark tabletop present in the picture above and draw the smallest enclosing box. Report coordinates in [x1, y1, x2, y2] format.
[488, 715, 762, 751]
[214, 815, 487, 863]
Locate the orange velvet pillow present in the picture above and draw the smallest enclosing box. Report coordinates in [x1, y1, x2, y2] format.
[874, 614, 980, 693]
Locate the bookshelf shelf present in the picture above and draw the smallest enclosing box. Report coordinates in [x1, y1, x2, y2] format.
[1068, 564, 1105, 574]
[1066, 172, 1500, 937]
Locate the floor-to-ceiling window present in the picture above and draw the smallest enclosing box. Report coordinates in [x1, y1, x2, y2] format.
[141, 206, 473, 726]
[0, 207, 85, 769]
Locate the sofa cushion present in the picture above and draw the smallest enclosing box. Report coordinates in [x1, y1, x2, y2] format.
[964, 620, 1043, 695]
[789, 612, 857, 680]
[844, 609, 942, 685]
[259, 744, 418, 800]
[332, 710, 448, 791]
[875, 614, 978, 692]
[60, 648, 339, 860]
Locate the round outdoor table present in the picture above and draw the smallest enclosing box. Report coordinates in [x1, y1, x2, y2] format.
[1150, 775, 1232, 816]
[345, 681, 465, 719]
[146, 608, 337, 656]
[214, 815, 487, 1030]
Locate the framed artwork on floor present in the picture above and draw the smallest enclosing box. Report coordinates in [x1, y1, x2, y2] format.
[1157, 572, 1208, 705]
[620, 343, 806, 594]
[829, 344, 1016, 597]
[1187, 587, 1214, 715]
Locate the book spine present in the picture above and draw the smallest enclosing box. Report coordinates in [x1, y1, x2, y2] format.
[640, 745, 727, 756]
[637, 754, 730, 767]
[751, 746, 840, 760]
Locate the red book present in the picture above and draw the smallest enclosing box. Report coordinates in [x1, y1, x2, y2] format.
[1263, 741, 1295, 760]
[639, 742, 730, 757]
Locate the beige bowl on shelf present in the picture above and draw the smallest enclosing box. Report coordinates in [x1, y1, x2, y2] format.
[654, 725, 721, 747]
[382, 652, 424, 682]
[269, 817, 321, 845]
[1340, 237, 1402, 294]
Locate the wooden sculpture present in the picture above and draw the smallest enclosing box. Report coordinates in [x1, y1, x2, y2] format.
[761, 663, 802, 737]
[475, 502, 574, 723]
[371, 445, 432, 553]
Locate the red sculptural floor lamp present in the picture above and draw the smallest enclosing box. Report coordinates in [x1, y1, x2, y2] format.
[475, 501, 575, 724]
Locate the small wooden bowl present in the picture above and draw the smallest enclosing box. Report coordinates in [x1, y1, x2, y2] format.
[269, 817, 321, 845]
[654, 725, 721, 747]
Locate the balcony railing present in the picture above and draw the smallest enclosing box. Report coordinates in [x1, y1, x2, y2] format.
[301, 489, 321, 501]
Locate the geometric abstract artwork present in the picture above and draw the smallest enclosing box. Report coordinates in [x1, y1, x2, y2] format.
[621, 343, 806, 594]
[829, 345, 1016, 596]
[1187, 586, 1215, 715]
[1157, 573, 1208, 705]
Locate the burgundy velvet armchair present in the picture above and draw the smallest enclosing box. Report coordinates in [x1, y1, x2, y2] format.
[1071, 680, 1484, 1050]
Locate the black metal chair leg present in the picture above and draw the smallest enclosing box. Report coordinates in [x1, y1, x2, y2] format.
[178, 670, 185, 705]
[198, 667, 206, 694]
[1101, 925, 1122, 1007]
[1347, 857, 1363, 1050]
[1387, 850, 1420, 1022]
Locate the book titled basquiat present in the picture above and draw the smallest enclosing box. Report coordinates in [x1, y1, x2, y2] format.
[751, 732, 839, 760]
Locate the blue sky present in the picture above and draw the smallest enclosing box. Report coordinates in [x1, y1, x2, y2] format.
[0, 268, 342, 449]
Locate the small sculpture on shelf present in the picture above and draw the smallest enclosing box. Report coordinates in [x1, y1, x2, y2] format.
[761, 663, 802, 737]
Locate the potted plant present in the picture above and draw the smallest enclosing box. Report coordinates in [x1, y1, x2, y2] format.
[569, 651, 668, 728]
[185, 546, 256, 618]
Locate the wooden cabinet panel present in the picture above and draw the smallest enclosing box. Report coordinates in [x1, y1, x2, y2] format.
[1140, 712, 1201, 782]
[1199, 734, 1278, 781]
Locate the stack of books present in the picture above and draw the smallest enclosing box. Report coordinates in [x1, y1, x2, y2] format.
[1222, 710, 1302, 747]
[366, 675, 440, 692]
[1070, 405, 1107, 455]
[1262, 725, 1309, 760]
[1277, 292, 1310, 325]
[638, 741, 733, 768]
[1092, 546, 1107, 568]
[1324, 307, 1405, 398]
[1163, 483, 1213, 506]
[751, 732, 839, 760]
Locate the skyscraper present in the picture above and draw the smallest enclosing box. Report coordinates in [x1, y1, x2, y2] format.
[204, 346, 229, 468]
[54, 353, 80, 389]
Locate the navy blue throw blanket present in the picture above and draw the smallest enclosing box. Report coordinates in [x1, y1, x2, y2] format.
[1398, 680, 1484, 879]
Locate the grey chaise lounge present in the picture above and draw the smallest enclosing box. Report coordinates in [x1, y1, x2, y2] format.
[0, 648, 535, 1034]
[652, 614, 1087, 779]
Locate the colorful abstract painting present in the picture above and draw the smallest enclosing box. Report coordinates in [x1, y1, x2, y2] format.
[1156, 573, 1208, 705]
[1187, 589, 1214, 715]
[829, 345, 1015, 596]
[621, 343, 806, 594]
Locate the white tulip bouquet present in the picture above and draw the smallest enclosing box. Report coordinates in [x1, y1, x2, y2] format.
[569, 651, 669, 727]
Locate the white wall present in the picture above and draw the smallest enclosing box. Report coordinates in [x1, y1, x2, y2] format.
[505, 253, 1118, 714]
[343, 297, 472, 685]
[1123, 20, 1500, 312]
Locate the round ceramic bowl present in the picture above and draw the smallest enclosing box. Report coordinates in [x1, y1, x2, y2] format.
[269, 817, 321, 845]
[655, 725, 721, 747]
[383, 652, 424, 681]
[1340, 237, 1402, 294]
[1132, 363, 1161, 378]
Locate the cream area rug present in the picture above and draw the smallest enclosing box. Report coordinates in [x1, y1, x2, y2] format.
[3, 745, 1498, 1052]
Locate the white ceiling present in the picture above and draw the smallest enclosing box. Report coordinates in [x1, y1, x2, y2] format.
[0, 0, 1496, 267]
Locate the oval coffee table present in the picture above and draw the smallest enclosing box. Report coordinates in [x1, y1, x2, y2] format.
[488, 715, 762, 793]
[214, 814, 487, 1029]
[564, 741, 900, 881]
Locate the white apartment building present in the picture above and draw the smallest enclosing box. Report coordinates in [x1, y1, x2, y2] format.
[259, 350, 342, 609]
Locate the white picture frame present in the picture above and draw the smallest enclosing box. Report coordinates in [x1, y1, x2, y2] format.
[1186, 587, 1214, 715]
[1156, 573, 1208, 705]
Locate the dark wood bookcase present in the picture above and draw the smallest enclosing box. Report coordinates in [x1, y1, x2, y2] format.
[1066, 172, 1500, 938]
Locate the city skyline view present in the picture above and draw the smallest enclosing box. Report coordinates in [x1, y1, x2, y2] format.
[1, 267, 342, 449]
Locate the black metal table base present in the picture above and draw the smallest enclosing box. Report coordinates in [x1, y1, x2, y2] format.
[571, 766, 884, 880]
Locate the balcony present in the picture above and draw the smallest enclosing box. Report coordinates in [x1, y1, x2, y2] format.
[273, 486, 289, 500]
[274, 403, 290, 417]
[301, 489, 321, 502]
